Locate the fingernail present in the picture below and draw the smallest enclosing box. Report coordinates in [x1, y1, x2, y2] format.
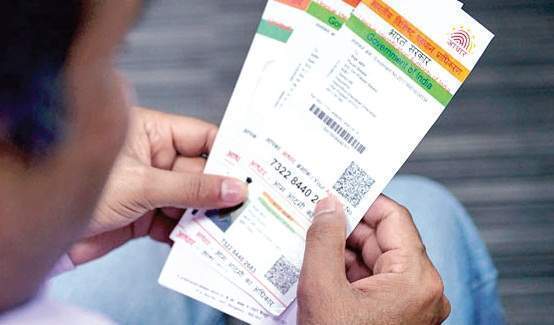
[313, 196, 337, 218]
[221, 179, 247, 203]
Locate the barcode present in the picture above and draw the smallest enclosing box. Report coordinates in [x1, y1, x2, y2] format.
[309, 105, 366, 154]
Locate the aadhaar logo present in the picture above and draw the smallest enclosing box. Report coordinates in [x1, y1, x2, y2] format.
[447, 27, 475, 57]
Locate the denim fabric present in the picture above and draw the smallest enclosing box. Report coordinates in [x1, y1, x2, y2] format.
[48, 175, 504, 324]
[384, 176, 505, 325]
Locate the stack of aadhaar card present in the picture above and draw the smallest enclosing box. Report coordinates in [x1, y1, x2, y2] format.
[159, 0, 494, 323]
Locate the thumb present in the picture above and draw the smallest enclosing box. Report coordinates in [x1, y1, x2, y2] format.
[300, 197, 348, 292]
[144, 168, 248, 209]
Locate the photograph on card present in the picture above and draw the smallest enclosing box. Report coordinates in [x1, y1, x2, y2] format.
[204, 200, 251, 232]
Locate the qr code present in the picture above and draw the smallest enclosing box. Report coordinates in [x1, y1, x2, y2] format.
[264, 256, 300, 295]
[333, 162, 374, 207]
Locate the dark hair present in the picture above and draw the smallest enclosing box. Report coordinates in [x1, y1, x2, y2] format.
[0, 1, 83, 156]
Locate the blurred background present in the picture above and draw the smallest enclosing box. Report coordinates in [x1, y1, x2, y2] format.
[118, 0, 554, 323]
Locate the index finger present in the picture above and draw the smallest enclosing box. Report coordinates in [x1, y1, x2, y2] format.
[171, 117, 218, 157]
[363, 195, 425, 253]
[144, 108, 219, 157]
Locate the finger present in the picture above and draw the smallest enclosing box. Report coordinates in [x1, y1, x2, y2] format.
[346, 254, 372, 283]
[68, 226, 132, 265]
[373, 249, 410, 275]
[160, 157, 206, 218]
[160, 207, 185, 220]
[148, 130, 177, 171]
[171, 118, 217, 157]
[128, 108, 175, 170]
[300, 197, 348, 293]
[363, 195, 424, 253]
[347, 222, 373, 250]
[345, 248, 357, 269]
[142, 108, 219, 157]
[172, 156, 207, 173]
[145, 168, 247, 209]
[347, 222, 382, 270]
[149, 213, 178, 244]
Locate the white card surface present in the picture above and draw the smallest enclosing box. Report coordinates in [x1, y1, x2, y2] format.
[159, 242, 297, 324]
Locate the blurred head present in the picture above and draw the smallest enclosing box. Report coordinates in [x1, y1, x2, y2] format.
[0, 0, 143, 159]
[0, 2, 147, 307]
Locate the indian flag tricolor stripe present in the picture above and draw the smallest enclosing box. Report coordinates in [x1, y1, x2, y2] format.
[363, 0, 469, 82]
[256, 19, 293, 43]
[347, 15, 453, 106]
[260, 193, 306, 238]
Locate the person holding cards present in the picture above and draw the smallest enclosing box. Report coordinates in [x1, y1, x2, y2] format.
[1, 1, 503, 324]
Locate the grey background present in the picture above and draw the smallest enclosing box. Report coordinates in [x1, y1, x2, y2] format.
[118, 0, 554, 324]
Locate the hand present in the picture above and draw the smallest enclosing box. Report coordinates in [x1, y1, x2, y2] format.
[297, 196, 450, 324]
[68, 107, 248, 265]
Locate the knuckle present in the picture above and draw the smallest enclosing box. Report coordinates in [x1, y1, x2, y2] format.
[397, 204, 411, 216]
[378, 251, 409, 274]
[416, 270, 445, 307]
[429, 272, 446, 298]
[396, 204, 414, 223]
[191, 176, 220, 204]
[443, 297, 452, 319]
[196, 178, 213, 202]
[205, 123, 219, 150]
[143, 119, 163, 149]
[183, 176, 205, 202]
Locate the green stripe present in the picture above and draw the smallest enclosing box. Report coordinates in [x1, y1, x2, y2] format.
[256, 19, 293, 43]
[306, 2, 344, 31]
[346, 15, 453, 106]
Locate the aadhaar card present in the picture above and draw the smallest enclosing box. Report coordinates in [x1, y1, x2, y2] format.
[169, 0, 486, 316]
[208, 0, 307, 152]
[253, 0, 461, 117]
[159, 242, 298, 324]
[249, 0, 361, 114]
[260, 0, 462, 114]
[212, 0, 493, 312]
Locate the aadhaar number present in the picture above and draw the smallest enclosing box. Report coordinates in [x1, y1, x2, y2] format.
[270, 158, 319, 203]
